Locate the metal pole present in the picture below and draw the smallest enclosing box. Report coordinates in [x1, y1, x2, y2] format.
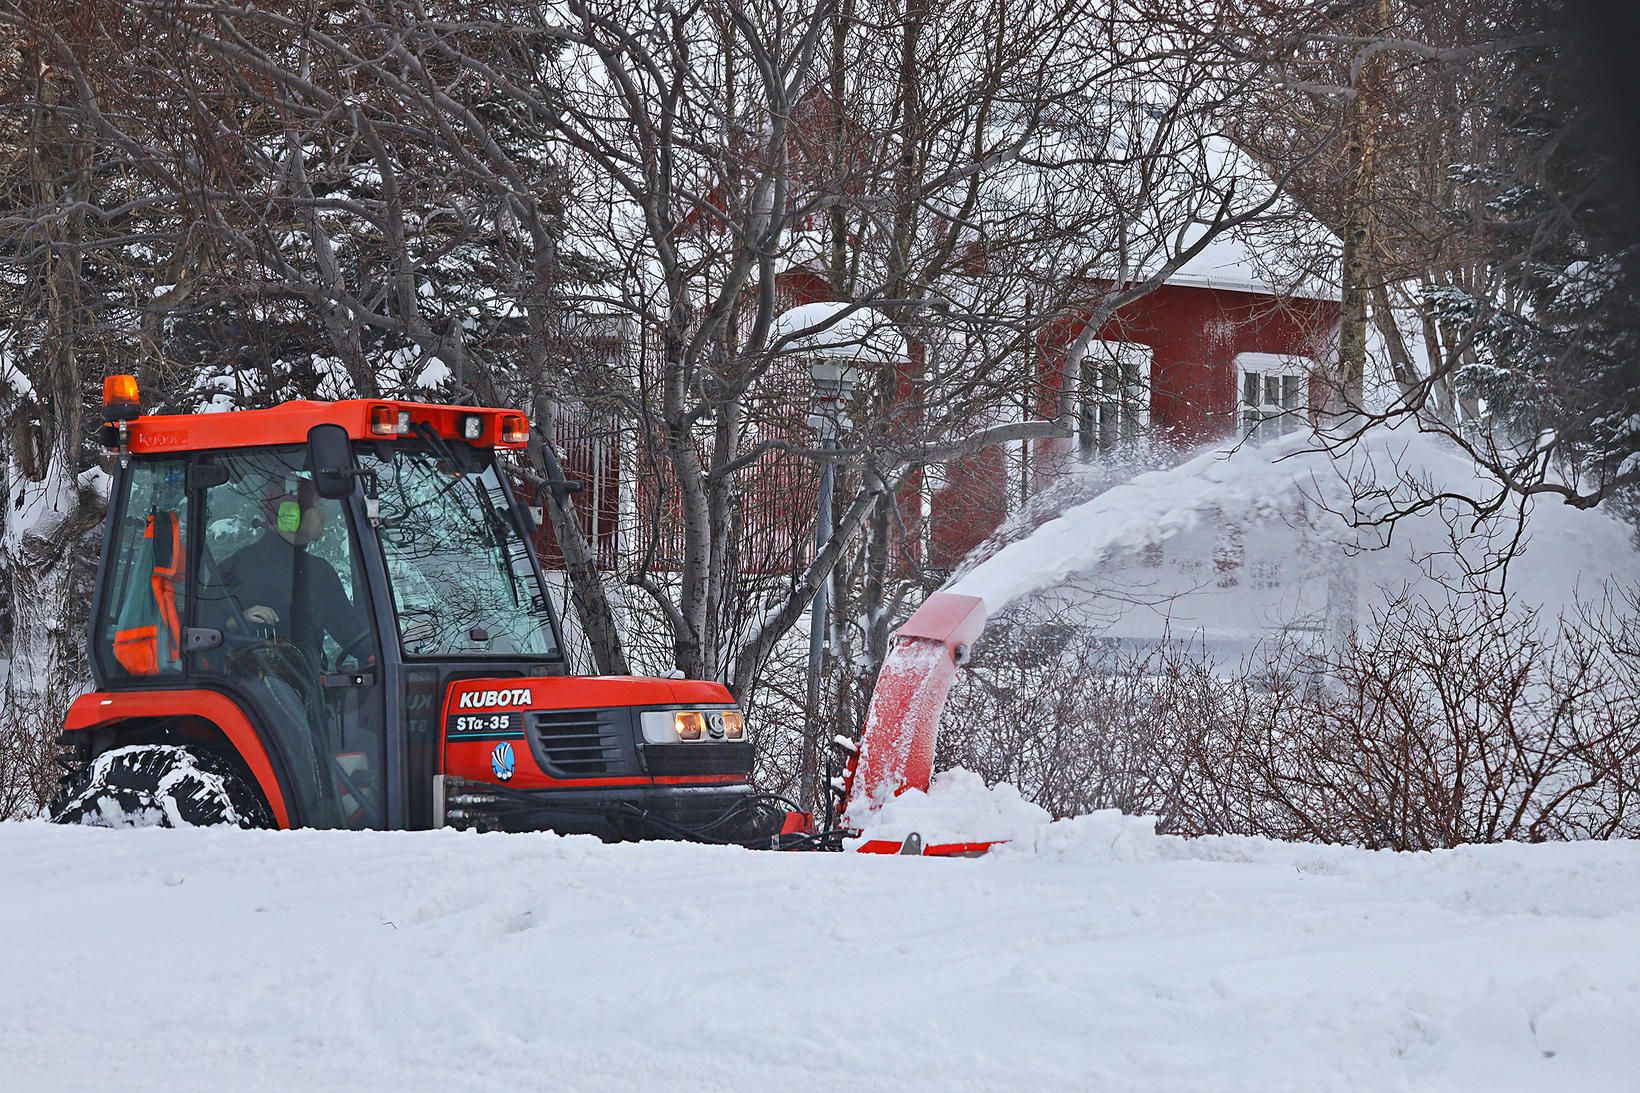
[799, 422, 836, 814]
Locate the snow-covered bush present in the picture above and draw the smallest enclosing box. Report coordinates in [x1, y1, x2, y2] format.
[0, 693, 64, 821]
[941, 588, 1640, 848]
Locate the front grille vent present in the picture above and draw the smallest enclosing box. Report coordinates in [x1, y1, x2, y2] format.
[529, 709, 632, 777]
[643, 742, 754, 777]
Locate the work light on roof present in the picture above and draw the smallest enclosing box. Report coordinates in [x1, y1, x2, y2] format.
[369, 405, 411, 437]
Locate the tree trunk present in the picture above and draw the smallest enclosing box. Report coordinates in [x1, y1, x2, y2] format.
[530, 409, 630, 677]
[0, 40, 103, 815]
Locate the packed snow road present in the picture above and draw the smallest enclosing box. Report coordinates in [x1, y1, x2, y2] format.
[2, 816, 1637, 1092]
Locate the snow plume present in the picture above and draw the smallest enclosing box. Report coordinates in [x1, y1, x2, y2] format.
[948, 422, 1640, 627]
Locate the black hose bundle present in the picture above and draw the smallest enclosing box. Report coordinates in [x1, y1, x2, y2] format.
[445, 782, 855, 850]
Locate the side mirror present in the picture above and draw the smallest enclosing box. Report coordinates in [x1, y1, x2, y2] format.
[307, 424, 357, 499]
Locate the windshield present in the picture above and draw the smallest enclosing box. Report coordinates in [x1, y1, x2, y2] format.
[363, 446, 559, 658]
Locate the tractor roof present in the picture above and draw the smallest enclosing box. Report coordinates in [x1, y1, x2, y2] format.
[115, 398, 532, 456]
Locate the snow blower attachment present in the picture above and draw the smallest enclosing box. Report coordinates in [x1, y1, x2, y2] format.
[55, 378, 993, 854]
[836, 592, 1005, 857]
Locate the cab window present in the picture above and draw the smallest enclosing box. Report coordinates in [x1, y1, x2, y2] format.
[190, 446, 385, 829]
[97, 458, 189, 680]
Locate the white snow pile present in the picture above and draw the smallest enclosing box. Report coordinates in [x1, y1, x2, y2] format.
[851, 768, 1184, 864]
[4, 814, 1638, 1092]
[846, 767, 1054, 848]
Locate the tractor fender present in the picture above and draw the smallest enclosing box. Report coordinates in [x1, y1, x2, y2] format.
[63, 690, 291, 828]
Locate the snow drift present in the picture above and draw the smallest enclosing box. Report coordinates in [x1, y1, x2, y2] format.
[3, 817, 1637, 1092]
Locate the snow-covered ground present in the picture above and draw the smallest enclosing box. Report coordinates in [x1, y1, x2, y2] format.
[4, 806, 1638, 1092]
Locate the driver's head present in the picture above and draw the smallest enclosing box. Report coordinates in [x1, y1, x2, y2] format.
[264, 477, 326, 547]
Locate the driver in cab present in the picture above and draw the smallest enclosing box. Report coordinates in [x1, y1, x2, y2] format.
[218, 477, 372, 668]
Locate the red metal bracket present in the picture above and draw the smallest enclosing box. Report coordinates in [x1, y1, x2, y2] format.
[853, 838, 1006, 857]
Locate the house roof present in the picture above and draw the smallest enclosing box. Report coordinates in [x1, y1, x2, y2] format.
[1154, 136, 1339, 301]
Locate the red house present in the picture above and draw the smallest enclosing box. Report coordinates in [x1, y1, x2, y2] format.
[532, 95, 1341, 581]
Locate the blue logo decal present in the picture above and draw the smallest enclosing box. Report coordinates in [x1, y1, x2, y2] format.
[491, 741, 516, 782]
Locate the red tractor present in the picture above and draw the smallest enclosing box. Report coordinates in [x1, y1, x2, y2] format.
[52, 376, 808, 844]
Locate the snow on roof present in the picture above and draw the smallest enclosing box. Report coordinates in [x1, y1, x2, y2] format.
[969, 98, 1339, 302]
[1152, 137, 1339, 301]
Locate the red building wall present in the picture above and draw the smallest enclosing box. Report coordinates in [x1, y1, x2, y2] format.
[927, 283, 1338, 568]
[535, 275, 1338, 578]
[1039, 283, 1338, 445]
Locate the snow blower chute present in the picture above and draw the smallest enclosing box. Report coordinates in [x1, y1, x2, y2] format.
[837, 591, 1004, 857]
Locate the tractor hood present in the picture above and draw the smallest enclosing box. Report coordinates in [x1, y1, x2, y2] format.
[442, 674, 735, 717]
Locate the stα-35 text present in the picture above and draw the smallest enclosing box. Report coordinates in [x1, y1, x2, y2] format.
[450, 713, 520, 734]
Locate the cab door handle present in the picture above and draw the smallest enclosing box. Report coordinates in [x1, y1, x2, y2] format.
[321, 671, 377, 689]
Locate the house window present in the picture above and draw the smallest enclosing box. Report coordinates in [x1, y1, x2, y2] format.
[1075, 339, 1151, 458]
[1235, 352, 1308, 443]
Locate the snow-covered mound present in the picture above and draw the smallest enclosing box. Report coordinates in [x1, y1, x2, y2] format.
[4, 819, 1637, 1091]
[846, 767, 1055, 848]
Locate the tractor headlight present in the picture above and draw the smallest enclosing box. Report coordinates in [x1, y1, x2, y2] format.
[675, 711, 705, 741]
[713, 710, 744, 740]
[461, 414, 484, 440]
[640, 708, 744, 744]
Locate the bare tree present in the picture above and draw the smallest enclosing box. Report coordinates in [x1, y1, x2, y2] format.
[0, 10, 150, 806]
[1234, 0, 1640, 516]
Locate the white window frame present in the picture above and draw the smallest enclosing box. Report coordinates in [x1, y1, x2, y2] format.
[1234, 352, 1309, 444]
[1072, 338, 1152, 458]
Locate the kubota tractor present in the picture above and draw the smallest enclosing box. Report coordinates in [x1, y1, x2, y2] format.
[51, 376, 822, 844]
[54, 377, 994, 854]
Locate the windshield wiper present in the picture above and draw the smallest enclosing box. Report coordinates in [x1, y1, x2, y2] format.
[474, 479, 528, 607]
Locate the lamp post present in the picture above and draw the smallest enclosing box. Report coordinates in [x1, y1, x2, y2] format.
[800, 354, 856, 815]
[771, 302, 906, 817]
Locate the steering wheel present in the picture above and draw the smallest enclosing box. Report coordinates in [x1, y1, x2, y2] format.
[212, 593, 274, 656]
[327, 628, 376, 672]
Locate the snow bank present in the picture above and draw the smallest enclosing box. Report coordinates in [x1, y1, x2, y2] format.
[850, 769, 1177, 863]
[850, 768, 1300, 866]
[3, 820, 1637, 1092]
[847, 767, 1053, 848]
[850, 769, 1640, 921]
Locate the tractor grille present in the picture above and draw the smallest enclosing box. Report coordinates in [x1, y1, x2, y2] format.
[643, 742, 754, 777]
[528, 709, 637, 777]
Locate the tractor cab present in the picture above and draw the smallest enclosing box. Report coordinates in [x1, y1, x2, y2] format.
[58, 379, 785, 843]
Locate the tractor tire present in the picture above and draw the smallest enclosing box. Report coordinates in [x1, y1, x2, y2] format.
[52, 744, 271, 829]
